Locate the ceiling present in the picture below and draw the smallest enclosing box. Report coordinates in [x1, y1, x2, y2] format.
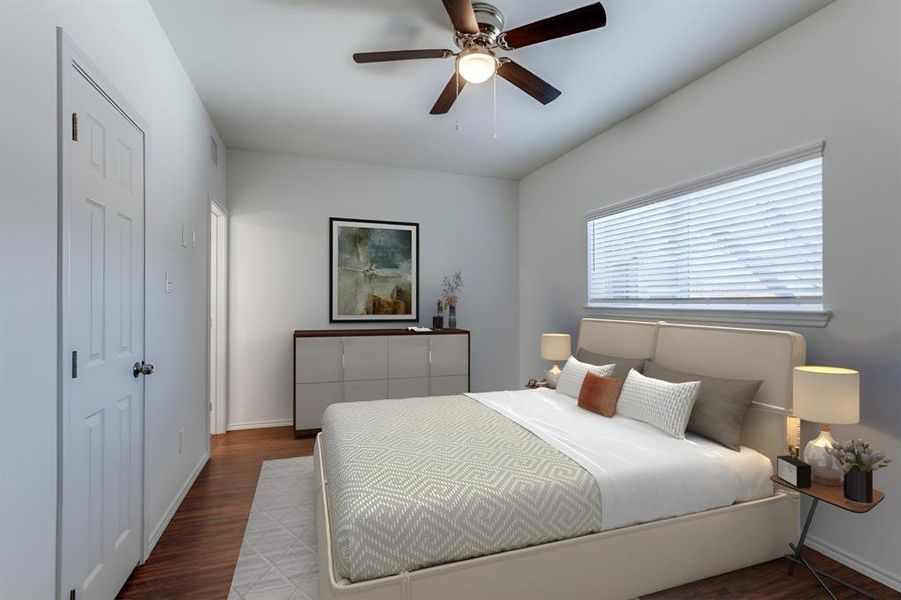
[150, 0, 831, 180]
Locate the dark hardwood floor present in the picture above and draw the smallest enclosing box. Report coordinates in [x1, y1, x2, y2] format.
[119, 427, 897, 599]
[119, 427, 315, 598]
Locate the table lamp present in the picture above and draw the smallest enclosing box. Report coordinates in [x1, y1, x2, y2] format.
[793, 366, 860, 486]
[541, 333, 571, 387]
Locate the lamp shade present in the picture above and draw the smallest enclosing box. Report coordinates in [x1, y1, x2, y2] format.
[540, 333, 571, 361]
[793, 366, 859, 424]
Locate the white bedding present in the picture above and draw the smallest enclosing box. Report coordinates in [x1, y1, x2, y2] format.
[467, 388, 773, 531]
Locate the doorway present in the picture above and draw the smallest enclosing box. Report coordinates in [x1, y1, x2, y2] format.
[58, 31, 148, 600]
[209, 197, 228, 434]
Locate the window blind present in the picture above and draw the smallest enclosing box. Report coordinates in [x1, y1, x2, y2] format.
[587, 152, 823, 307]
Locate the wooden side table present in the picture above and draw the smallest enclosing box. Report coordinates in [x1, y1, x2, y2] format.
[771, 475, 885, 599]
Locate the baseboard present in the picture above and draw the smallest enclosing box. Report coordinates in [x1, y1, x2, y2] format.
[227, 418, 292, 431]
[807, 535, 901, 592]
[143, 452, 209, 561]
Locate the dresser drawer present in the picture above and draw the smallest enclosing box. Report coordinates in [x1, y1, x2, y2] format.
[344, 379, 388, 403]
[343, 336, 388, 381]
[296, 382, 343, 430]
[296, 338, 342, 383]
[430, 334, 469, 376]
[388, 377, 430, 399]
[388, 336, 431, 379]
[430, 375, 469, 396]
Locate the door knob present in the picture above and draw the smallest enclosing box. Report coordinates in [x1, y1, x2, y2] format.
[133, 361, 155, 378]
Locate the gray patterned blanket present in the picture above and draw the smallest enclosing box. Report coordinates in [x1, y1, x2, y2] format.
[320, 395, 602, 582]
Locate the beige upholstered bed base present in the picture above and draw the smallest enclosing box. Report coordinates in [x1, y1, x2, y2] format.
[316, 319, 806, 600]
[316, 436, 797, 600]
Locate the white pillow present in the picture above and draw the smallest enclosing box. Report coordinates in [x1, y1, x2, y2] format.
[555, 356, 615, 398]
[616, 369, 701, 439]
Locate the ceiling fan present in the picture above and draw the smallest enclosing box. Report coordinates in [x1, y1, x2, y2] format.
[353, 0, 607, 114]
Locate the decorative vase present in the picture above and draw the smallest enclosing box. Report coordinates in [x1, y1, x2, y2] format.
[803, 426, 843, 486]
[843, 469, 873, 503]
[432, 314, 444, 329]
[448, 305, 457, 329]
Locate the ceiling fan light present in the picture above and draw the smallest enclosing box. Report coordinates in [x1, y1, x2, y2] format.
[457, 49, 497, 84]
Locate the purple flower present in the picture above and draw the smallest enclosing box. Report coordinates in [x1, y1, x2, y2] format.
[828, 438, 892, 472]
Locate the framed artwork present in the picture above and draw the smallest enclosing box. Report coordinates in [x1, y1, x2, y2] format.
[330, 218, 419, 322]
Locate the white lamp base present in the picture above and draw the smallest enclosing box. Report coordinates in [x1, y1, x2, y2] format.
[802, 426, 843, 486]
[545, 363, 562, 389]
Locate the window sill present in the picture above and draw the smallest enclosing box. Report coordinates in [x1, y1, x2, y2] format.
[582, 305, 832, 328]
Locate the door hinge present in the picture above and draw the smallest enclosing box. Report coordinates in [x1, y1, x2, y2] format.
[71, 350, 78, 378]
[209, 402, 213, 413]
[69, 589, 76, 600]
[71, 112, 78, 141]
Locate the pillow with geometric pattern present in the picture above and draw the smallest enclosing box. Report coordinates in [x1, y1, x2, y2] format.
[616, 369, 701, 439]
[555, 356, 615, 399]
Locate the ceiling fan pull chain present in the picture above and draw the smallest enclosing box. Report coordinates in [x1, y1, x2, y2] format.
[454, 70, 463, 132]
[492, 70, 498, 140]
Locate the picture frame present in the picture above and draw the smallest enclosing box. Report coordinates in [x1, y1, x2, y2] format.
[329, 217, 419, 323]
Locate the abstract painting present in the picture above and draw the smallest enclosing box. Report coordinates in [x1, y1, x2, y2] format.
[330, 218, 419, 322]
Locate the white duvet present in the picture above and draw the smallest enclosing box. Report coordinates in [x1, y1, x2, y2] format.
[467, 387, 773, 531]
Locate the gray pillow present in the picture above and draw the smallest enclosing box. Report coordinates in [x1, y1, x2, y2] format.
[642, 361, 762, 451]
[576, 349, 648, 379]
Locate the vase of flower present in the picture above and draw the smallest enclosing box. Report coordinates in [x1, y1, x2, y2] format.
[441, 270, 463, 330]
[844, 469, 873, 503]
[826, 438, 891, 503]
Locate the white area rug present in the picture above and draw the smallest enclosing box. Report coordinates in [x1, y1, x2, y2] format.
[229, 457, 319, 600]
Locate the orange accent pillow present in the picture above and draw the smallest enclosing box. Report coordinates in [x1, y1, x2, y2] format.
[577, 372, 624, 418]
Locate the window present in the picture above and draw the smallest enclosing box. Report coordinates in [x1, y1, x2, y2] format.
[587, 147, 823, 310]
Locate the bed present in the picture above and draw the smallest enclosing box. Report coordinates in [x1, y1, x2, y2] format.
[314, 319, 806, 600]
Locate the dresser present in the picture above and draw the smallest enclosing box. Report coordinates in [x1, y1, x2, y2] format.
[293, 329, 470, 437]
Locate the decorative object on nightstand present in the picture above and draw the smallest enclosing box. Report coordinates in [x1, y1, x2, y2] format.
[792, 366, 859, 486]
[441, 270, 463, 329]
[826, 438, 891, 503]
[540, 333, 571, 389]
[776, 455, 811, 488]
[785, 412, 802, 459]
[771, 475, 885, 600]
[777, 412, 810, 487]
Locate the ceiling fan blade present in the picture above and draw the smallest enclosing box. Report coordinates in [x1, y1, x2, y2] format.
[442, 0, 479, 34]
[497, 60, 561, 104]
[501, 3, 606, 49]
[353, 49, 453, 63]
[430, 73, 467, 114]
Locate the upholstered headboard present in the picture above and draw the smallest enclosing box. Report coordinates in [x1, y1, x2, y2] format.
[576, 318, 806, 463]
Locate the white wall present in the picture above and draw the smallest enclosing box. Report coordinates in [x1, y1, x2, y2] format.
[0, 2, 225, 597]
[227, 149, 518, 429]
[518, 0, 900, 589]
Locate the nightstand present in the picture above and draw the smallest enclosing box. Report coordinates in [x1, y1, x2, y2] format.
[525, 380, 549, 389]
[771, 475, 885, 599]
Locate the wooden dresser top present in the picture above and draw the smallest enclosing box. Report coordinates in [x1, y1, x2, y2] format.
[294, 328, 470, 338]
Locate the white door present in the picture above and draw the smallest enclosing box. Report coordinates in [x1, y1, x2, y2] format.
[209, 209, 218, 433]
[209, 200, 227, 434]
[60, 65, 145, 600]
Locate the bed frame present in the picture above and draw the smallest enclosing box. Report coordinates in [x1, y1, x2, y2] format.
[315, 319, 806, 600]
